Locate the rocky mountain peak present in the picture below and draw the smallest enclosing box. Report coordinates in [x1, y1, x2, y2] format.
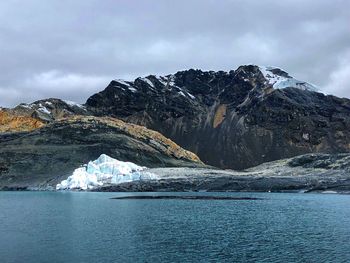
[85, 65, 350, 169]
[106, 65, 319, 105]
[9, 98, 88, 122]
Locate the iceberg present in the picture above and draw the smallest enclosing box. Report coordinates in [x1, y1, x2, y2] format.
[56, 154, 158, 190]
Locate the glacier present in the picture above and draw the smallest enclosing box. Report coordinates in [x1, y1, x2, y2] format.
[56, 154, 158, 190]
[259, 66, 318, 92]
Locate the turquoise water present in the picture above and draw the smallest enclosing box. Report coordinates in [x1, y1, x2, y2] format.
[1, 192, 350, 263]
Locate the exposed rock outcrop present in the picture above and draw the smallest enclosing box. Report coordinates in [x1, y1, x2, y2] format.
[0, 110, 44, 132]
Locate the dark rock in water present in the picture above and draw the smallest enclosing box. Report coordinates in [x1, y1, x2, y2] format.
[86, 65, 350, 169]
[0, 116, 203, 190]
[111, 196, 262, 200]
[0, 186, 28, 191]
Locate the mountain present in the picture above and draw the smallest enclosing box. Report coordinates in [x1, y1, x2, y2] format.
[85, 65, 350, 169]
[2, 64, 350, 191]
[0, 115, 203, 190]
[2, 98, 87, 122]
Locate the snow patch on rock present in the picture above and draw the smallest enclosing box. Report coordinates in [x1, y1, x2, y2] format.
[18, 103, 34, 109]
[141, 77, 154, 88]
[63, 100, 85, 109]
[37, 104, 51, 115]
[187, 92, 196, 100]
[156, 75, 168, 86]
[128, 87, 137, 92]
[115, 79, 131, 87]
[115, 79, 140, 92]
[178, 91, 186, 98]
[168, 75, 176, 86]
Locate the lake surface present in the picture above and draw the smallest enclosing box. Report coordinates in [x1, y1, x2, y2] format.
[1, 192, 350, 263]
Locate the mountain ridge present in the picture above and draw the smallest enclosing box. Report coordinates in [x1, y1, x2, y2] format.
[85, 65, 350, 169]
[3, 64, 350, 170]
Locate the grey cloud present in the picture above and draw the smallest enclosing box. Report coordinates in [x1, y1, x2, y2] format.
[0, 0, 349, 107]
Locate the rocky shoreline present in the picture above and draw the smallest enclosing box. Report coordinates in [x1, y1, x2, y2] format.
[1, 153, 350, 193]
[92, 170, 350, 194]
[91, 153, 350, 193]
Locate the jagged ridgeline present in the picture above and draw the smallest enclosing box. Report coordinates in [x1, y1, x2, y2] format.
[86, 65, 350, 169]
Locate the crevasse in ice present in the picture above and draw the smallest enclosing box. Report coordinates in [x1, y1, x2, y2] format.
[56, 154, 158, 190]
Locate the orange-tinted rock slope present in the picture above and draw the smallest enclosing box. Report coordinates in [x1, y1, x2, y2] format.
[0, 110, 44, 132]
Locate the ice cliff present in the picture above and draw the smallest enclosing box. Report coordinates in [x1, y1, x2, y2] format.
[56, 154, 158, 190]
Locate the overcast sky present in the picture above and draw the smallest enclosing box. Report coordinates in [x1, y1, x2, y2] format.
[0, 0, 349, 107]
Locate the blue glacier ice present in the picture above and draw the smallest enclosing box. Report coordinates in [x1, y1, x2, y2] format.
[56, 154, 158, 190]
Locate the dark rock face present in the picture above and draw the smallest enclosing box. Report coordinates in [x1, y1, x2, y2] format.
[0, 116, 203, 189]
[86, 65, 350, 169]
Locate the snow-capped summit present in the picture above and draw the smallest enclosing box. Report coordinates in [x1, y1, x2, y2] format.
[258, 66, 318, 91]
[56, 154, 158, 190]
[86, 65, 350, 170]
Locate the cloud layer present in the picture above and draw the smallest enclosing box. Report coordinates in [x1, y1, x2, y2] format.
[0, 0, 349, 107]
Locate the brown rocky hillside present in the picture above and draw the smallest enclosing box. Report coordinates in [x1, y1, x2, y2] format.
[0, 110, 44, 132]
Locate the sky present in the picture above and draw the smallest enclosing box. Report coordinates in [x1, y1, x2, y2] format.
[0, 0, 349, 107]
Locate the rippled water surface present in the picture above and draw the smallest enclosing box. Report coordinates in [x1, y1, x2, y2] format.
[1, 192, 350, 263]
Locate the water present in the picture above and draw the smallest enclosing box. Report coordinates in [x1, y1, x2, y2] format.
[1, 192, 350, 263]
